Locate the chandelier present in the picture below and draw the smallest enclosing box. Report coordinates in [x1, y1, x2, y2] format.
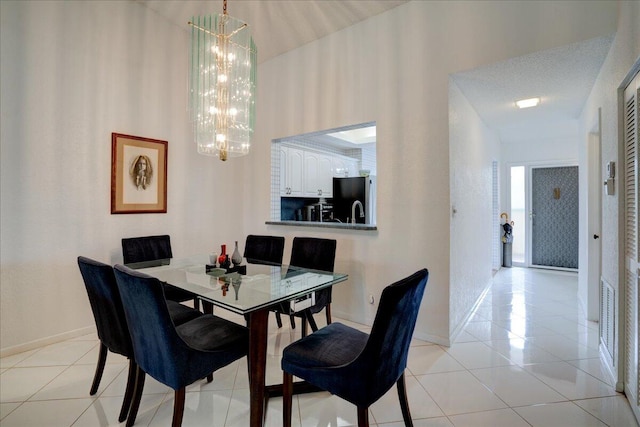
[189, 0, 257, 161]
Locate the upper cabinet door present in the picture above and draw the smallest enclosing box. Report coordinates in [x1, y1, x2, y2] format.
[280, 146, 304, 197]
[288, 147, 304, 196]
[303, 152, 321, 196]
[317, 155, 333, 197]
[280, 146, 289, 196]
[304, 152, 333, 197]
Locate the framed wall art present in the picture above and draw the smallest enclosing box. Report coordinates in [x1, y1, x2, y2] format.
[111, 133, 168, 214]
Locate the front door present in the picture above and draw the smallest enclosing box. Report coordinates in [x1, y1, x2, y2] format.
[530, 166, 579, 269]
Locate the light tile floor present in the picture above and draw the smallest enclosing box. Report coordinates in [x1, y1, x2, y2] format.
[1, 267, 638, 426]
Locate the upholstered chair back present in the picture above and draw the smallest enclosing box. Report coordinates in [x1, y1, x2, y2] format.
[243, 235, 285, 266]
[289, 237, 336, 272]
[77, 256, 133, 357]
[121, 235, 172, 264]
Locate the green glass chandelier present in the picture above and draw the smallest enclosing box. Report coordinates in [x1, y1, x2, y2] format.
[189, 0, 257, 161]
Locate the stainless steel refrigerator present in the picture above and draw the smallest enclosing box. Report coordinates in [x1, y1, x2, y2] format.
[332, 176, 376, 224]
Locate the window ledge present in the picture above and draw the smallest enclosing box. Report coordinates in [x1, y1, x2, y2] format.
[265, 221, 377, 231]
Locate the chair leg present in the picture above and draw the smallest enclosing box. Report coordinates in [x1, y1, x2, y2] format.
[306, 310, 318, 332]
[325, 303, 332, 325]
[118, 359, 137, 422]
[202, 301, 214, 314]
[283, 371, 293, 427]
[289, 314, 296, 329]
[357, 406, 369, 427]
[301, 316, 308, 337]
[172, 387, 186, 427]
[193, 297, 200, 311]
[90, 343, 108, 395]
[396, 372, 413, 427]
[275, 312, 283, 328]
[126, 366, 146, 427]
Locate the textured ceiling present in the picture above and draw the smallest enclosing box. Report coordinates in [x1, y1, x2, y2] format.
[136, 0, 408, 63]
[140, 1, 614, 144]
[452, 35, 614, 142]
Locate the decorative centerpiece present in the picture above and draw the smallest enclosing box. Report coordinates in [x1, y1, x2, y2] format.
[218, 244, 227, 266]
[232, 241, 243, 266]
[221, 254, 231, 269]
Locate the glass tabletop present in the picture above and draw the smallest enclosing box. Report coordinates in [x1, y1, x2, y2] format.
[127, 254, 348, 315]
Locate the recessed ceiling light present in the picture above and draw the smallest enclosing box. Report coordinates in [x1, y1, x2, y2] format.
[515, 97, 540, 109]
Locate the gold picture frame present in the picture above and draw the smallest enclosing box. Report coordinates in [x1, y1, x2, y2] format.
[111, 133, 167, 214]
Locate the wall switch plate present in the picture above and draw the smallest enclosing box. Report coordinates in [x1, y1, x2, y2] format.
[604, 178, 615, 195]
[606, 161, 615, 179]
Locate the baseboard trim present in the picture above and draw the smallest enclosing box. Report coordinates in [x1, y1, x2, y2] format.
[1, 326, 96, 358]
[448, 281, 493, 346]
[599, 343, 623, 392]
[332, 308, 449, 346]
[412, 330, 450, 347]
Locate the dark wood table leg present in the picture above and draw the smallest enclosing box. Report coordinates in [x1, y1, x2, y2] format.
[248, 309, 269, 427]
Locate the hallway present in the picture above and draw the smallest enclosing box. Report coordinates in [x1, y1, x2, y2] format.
[0, 267, 637, 426]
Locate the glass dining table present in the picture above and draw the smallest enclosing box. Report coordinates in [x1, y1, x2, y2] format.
[128, 254, 348, 427]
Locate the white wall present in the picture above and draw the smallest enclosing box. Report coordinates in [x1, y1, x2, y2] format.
[0, 0, 247, 353]
[578, 0, 640, 381]
[250, 1, 618, 345]
[449, 80, 501, 338]
[500, 132, 579, 214]
[580, 0, 640, 289]
[254, 4, 453, 342]
[0, 0, 621, 353]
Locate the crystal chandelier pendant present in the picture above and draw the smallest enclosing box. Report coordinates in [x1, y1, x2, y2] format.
[189, 2, 257, 161]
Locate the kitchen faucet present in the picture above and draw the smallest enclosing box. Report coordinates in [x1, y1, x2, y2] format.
[351, 200, 364, 224]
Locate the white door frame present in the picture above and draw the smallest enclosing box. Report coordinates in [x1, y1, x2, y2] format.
[585, 112, 602, 321]
[526, 160, 579, 269]
[506, 160, 579, 268]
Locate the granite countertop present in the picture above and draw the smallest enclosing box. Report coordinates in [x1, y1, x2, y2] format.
[265, 220, 377, 231]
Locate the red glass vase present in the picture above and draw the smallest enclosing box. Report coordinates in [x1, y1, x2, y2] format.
[218, 244, 227, 265]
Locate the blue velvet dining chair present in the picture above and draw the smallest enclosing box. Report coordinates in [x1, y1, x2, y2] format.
[121, 235, 200, 308]
[243, 235, 287, 326]
[243, 234, 285, 266]
[77, 256, 202, 423]
[287, 237, 337, 336]
[281, 268, 429, 427]
[121, 235, 173, 264]
[113, 264, 250, 427]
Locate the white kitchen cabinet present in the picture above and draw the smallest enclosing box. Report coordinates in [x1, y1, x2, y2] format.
[304, 151, 333, 197]
[280, 146, 304, 197]
[281, 146, 359, 197]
